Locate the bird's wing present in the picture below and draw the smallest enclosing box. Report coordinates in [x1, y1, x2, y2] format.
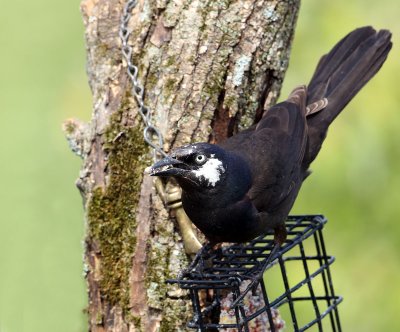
[220, 86, 308, 212]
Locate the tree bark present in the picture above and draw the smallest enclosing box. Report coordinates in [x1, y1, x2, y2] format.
[64, 0, 300, 330]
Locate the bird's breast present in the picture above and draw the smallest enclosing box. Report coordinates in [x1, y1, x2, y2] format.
[182, 194, 261, 243]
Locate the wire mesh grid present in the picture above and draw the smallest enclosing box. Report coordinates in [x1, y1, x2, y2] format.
[167, 215, 342, 331]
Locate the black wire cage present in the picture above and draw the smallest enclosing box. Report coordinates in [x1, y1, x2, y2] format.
[167, 215, 342, 331]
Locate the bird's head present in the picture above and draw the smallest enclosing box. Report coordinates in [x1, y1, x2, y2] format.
[147, 143, 227, 190]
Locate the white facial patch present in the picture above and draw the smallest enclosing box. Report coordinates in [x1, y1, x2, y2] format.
[192, 157, 225, 187]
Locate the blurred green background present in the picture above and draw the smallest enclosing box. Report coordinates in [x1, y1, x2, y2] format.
[0, 0, 398, 331]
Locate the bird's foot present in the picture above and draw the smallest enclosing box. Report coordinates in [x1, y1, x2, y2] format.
[229, 273, 263, 309]
[178, 243, 212, 280]
[177, 266, 194, 280]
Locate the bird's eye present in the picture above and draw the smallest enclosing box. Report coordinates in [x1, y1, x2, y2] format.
[195, 154, 206, 165]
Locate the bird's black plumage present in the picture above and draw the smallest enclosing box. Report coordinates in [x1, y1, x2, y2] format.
[148, 26, 392, 247]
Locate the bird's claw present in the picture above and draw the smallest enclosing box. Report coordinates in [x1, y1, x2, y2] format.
[177, 267, 192, 280]
[177, 243, 212, 280]
[230, 274, 262, 309]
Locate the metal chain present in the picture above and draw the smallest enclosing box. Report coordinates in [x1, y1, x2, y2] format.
[119, 0, 167, 161]
[119, 2, 202, 258]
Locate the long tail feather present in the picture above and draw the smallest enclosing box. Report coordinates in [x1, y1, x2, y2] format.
[304, 26, 392, 165]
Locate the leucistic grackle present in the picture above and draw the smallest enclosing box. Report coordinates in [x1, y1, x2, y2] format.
[147, 26, 392, 305]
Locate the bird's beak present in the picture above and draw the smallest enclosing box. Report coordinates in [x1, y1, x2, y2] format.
[145, 156, 186, 177]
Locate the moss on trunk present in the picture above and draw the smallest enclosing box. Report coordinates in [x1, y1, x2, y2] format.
[87, 104, 150, 318]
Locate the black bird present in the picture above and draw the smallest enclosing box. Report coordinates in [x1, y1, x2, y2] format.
[148, 26, 391, 301]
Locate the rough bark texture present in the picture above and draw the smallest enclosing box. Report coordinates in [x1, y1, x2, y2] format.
[65, 0, 300, 330]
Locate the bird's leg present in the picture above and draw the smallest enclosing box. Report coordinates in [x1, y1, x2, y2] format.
[178, 242, 213, 279]
[230, 226, 287, 308]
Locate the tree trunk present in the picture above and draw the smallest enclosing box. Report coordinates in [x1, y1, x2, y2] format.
[64, 0, 300, 330]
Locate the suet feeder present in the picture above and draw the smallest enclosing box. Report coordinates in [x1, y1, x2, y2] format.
[167, 215, 342, 331]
